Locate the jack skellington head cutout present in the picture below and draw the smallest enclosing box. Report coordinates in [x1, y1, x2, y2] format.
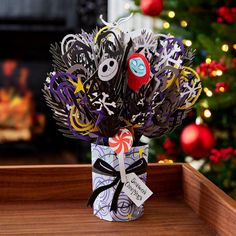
[98, 58, 118, 81]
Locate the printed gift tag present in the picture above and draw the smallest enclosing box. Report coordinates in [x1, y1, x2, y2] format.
[122, 173, 153, 207]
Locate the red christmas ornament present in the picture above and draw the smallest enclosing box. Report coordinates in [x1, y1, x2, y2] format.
[141, 0, 163, 17]
[180, 124, 215, 158]
[127, 53, 150, 92]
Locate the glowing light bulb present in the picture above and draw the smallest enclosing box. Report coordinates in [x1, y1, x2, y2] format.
[180, 20, 188, 27]
[184, 40, 192, 47]
[221, 44, 229, 52]
[163, 21, 170, 29]
[158, 159, 173, 164]
[219, 86, 225, 92]
[233, 44, 236, 50]
[204, 109, 211, 118]
[205, 58, 211, 64]
[204, 87, 213, 97]
[195, 116, 203, 125]
[206, 90, 213, 97]
[201, 100, 209, 108]
[212, 70, 217, 77]
[168, 11, 175, 18]
[215, 70, 223, 76]
[185, 156, 193, 162]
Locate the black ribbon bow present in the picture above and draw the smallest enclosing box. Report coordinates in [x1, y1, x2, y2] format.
[87, 158, 147, 213]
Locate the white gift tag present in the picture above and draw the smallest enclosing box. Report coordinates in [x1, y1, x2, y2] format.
[122, 172, 153, 207]
[118, 153, 127, 183]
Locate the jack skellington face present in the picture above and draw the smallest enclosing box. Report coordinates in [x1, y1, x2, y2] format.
[98, 58, 118, 81]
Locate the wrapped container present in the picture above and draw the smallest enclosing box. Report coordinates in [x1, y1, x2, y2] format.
[91, 143, 149, 221]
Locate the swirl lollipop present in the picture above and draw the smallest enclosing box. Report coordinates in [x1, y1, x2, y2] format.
[109, 128, 133, 183]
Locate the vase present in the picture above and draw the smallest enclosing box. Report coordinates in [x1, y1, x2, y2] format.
[89, 143, 149, 222]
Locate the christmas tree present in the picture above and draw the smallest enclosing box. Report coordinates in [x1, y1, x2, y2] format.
[130, 0, 236, 198]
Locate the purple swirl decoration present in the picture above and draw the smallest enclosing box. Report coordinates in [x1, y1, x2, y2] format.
[91, 143, 148, 221]
[93, 176, 113, 219]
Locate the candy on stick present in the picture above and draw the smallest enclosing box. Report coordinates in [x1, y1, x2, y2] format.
[109, 128, 133, 183]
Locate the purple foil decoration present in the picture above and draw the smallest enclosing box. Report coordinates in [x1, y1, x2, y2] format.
[43, 28, 201, 144]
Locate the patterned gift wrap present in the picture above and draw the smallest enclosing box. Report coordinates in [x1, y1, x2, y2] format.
[90, 143, 148, 222]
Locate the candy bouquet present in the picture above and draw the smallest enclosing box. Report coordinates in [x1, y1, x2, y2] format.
[43, 15, 202, 222]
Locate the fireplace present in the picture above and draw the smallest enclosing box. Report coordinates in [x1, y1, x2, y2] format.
[0, 0, 107, 164]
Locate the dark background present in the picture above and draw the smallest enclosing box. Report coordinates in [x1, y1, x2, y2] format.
[0, 0, 107, 164]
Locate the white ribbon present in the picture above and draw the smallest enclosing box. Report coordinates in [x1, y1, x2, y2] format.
[99, 13, 133, 28]
[118, 153, 127, 183]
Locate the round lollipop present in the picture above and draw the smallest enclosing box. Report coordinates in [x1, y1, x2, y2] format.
[109, 128, 133, 183]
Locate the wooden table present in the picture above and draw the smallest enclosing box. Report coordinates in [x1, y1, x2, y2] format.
[0, 163, 236, 235]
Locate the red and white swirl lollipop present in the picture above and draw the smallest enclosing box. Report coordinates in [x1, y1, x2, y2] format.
[109, 128, 133, 183]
